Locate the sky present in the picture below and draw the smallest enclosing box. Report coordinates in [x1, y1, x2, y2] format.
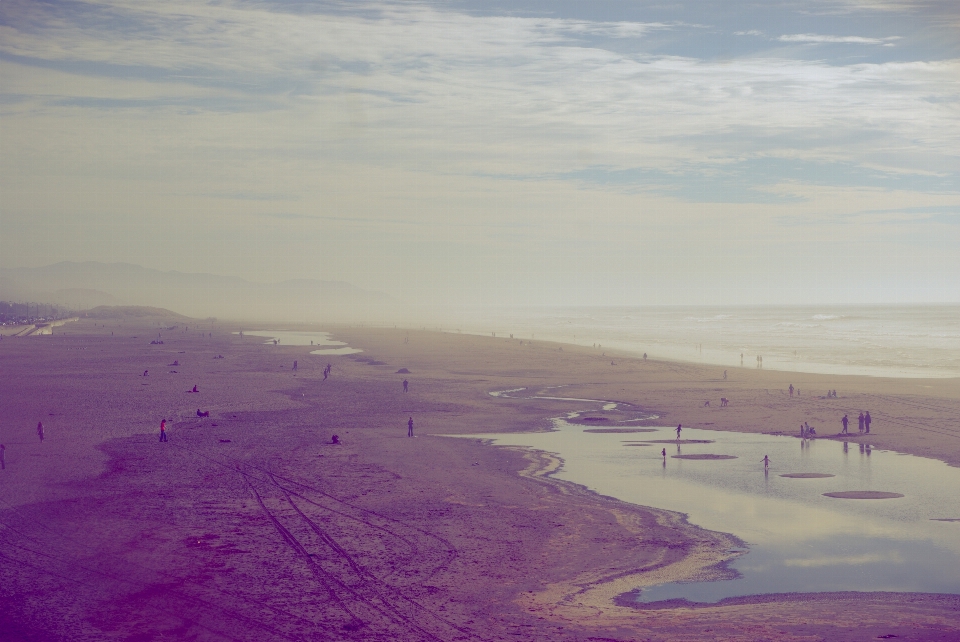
[1, 0, 958, 308]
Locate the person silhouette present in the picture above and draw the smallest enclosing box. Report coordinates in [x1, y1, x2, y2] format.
[37, 422, 44, 443]
[675, 424, 682, 441]
[661, 447, 667, 462]
[762, 455, 770, 471]
[159, 419, 168, 442]
[407, 417, 414, 437]
[841, 414, 849, 434]
[402, 379, 408, 393]
[865, 411, 872, 434]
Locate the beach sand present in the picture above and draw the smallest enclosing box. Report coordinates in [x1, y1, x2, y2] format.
[2, 317, 960, 641]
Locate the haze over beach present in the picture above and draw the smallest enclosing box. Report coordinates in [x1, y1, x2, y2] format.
[2, 1, 960, 640]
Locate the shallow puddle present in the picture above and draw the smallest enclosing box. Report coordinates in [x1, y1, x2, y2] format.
[458, 416, 960, 603]
[234, 330, 362, 354]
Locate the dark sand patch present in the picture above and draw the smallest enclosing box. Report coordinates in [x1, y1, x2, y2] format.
[672, 454, 737, 460]
[583, 428, 657, 434]
[823, 491, 904, 499]
[780, 473, 836, 479]
[931, 518, 960, 522]
[582, 417, 609, 422]
[643, 439, 715, 444]
[622, 443, 653, 447]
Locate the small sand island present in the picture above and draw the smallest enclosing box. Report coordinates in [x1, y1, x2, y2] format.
[781, 473, 836, 479]
[583, 427, 656, 434]
[823, 491, 905, 499]
[671, 454, 737, 460]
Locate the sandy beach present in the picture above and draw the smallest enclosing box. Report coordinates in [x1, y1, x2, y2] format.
[3, 313, 960, 641]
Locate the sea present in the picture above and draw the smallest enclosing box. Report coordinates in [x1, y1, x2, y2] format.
[439, 305, 960, 379]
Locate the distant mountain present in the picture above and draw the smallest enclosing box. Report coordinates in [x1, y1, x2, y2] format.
[86, 305, 190, 320]
[0, 262, 393, 322]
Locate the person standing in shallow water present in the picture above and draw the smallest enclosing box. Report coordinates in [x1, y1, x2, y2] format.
[159, 419, 168, 442]
[865, 411, 872, 434]
[762, 455, 770, 471]
[661, 447, 667, 462]
[675, 424, 682, 441]
[407, 417, 414, 437]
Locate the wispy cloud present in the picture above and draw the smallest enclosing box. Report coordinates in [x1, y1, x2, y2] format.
[1, 1, 955, 181]
[1, 0, 958, 302]
[778, 33, 901, 44]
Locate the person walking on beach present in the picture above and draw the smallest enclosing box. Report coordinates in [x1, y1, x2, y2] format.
[865, 411, 872, 434]
[841, 414, 849, 434]
[0, 444, 5, 470]
[37, 422, 44, 443]
[762, 455, 770, 471]
[675, 424, 682, 441]
[858, 412, 865, 434]
[789, 384, 794, 397]
[293, 360, 298, 371]
[159, 419, 168, 442]
[661, 447, 667, 462]
[407, 417, 414, 437]
[402, 379, 408, 393]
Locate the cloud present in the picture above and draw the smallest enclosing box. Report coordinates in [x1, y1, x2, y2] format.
[734, 30, 765, 36]
[1, 0, 959, 303]
[0, 1, 956, 180]
[778, 33, 901, 44]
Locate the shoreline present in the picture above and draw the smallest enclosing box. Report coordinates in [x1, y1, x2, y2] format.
[3, 317, 960, 639]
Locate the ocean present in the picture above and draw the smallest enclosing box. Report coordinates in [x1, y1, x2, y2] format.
[441, 305, 960, 379]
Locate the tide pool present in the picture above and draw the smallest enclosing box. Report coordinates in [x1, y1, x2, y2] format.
[457, 398, 960, 603]
[234, 330, 363, 355]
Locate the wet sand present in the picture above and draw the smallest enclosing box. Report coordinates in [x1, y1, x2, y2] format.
[2, 316, 960, 640]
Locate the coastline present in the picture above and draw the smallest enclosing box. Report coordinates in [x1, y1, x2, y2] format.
[2, 318, 959, 640]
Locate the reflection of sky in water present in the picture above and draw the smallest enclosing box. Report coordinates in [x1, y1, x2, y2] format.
[458, 421, 960, 602]
[233, 330, 362, 354]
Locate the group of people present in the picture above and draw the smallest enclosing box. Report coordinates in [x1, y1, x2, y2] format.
[841, 411, 873, 434]
[1, 422, 46, 468]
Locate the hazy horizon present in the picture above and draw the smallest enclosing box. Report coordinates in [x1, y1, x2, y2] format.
[2, 1, 958, 308]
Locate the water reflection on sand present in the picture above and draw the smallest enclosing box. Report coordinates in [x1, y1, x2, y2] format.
[234, 330, 363, 355]
[460, 414, 960, 602]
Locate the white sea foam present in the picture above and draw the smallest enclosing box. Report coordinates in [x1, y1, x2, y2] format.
[443, 305, 960, 378]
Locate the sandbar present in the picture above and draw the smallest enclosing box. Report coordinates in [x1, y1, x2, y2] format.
[780, 472, 836, 478]
[823, 491, 905, 499]
[671, 454, 738, 460]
